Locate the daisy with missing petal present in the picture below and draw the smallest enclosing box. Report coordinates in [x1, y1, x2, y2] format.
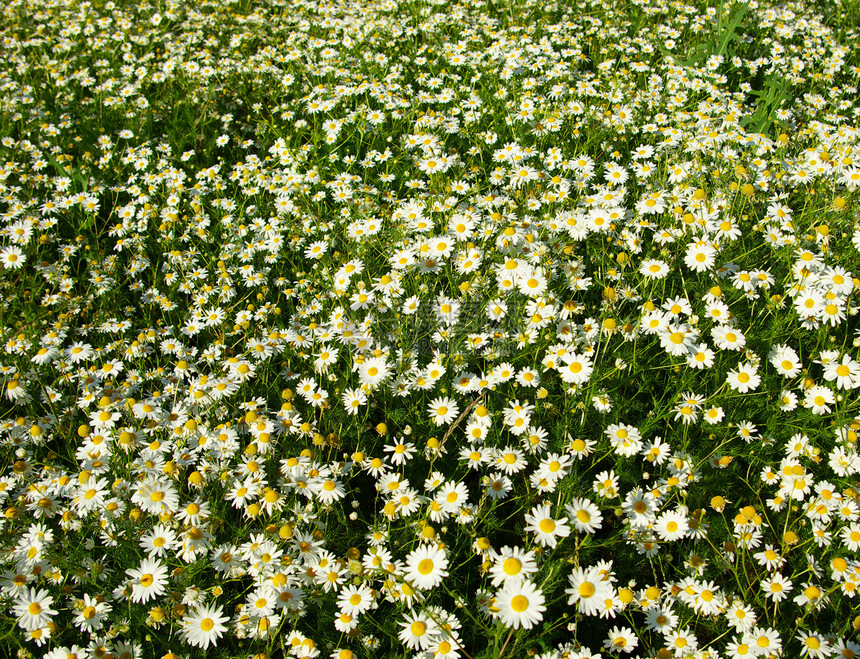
[761, 573, 793, 602]
[803, 386, 835, 415]
[778, 390, 798, 411]
[428, 397, 459, 427]
[524, 503, 571, 548]
[604, 625, 639, 654]
[567, 436, 596, 459]
[404, 545, 449, 590]
[797, 631, 831, 658]
[182, 603, 229, 649]
[495, 579, 546, 630]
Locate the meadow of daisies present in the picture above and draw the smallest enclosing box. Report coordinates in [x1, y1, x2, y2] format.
[2, 0, 860, 656]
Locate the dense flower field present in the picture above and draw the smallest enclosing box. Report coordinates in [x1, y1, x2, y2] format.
[1, 0, 860, 656]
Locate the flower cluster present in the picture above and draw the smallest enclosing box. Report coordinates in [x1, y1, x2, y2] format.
[0, 0, 859, 656]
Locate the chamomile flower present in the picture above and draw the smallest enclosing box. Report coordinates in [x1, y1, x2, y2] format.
[398, 610, 439, 651]
[337, 584, 375, 616]
[0, 245, 25, 269]
[139, 524, 179, 558]
[761, 573, 793, 602]
[125, 558, 169, 603]
[726, 363, 761, 393]
[495, 579, 546, 630]
[182, 603, 229, 649]
[13, 588, 57, 631]
[489, 546, 538, 587]
[604, 625, 639, 654]
[72, 593, 111, 632]
[566, 566, 613, 616]
[404, 544, 449, 590]
[655, 509, 688, 542]
[640, 259, 670, 279]
[565, 497, 604, 534]
[428, 397, 459, 426]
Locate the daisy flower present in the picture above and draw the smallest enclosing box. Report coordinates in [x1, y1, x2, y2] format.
[761, 573, 793, 602]
[13, 588, 57, 631]
[398, 610, 439, 651]
[655, 510, 688, 542]
[605, 423, 642, 457]
[565, 497, 604, 534]
[126, 557, 169, 603]
[822, 354, 860, 390]
[486, 473, 512, 500]
[404, 544, 449, 590]
[769, 343, 802, 377]
[337, 584, 375, 616]
[747, 627, 782, 656]
[436, 481, 469, 514]
[489, 546, 539, 587]
[495, 446, 527, 474]
[684, 240, 716, 272]
[139, 524, 179, 558]
[803, 386, 835, 415]
[428, 397, 459, 427]
[725, 599, 757, 632]
[686, 343, 715, 369]
[358, 357, 390, 389]
[644, 604, 679, 634]
[246, 585, 277, 617]
[797, 632, 832, 659]
[182, 603, 229, 649]
[778, 390, 799, 411]
[726, 363, 760, 393]
[711, 325, 746, 351]
[558, 351, 593, 385]
[495, 579, 546, 629]
[566, 566, 613, 616]
[342, 388, 367, 415]
[604, 625, 639, 654]
[73, 592, 113, 633]
[0, 245, 25, 269]
[525, 503, 570, 547]
[640, 259, 670, 279]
